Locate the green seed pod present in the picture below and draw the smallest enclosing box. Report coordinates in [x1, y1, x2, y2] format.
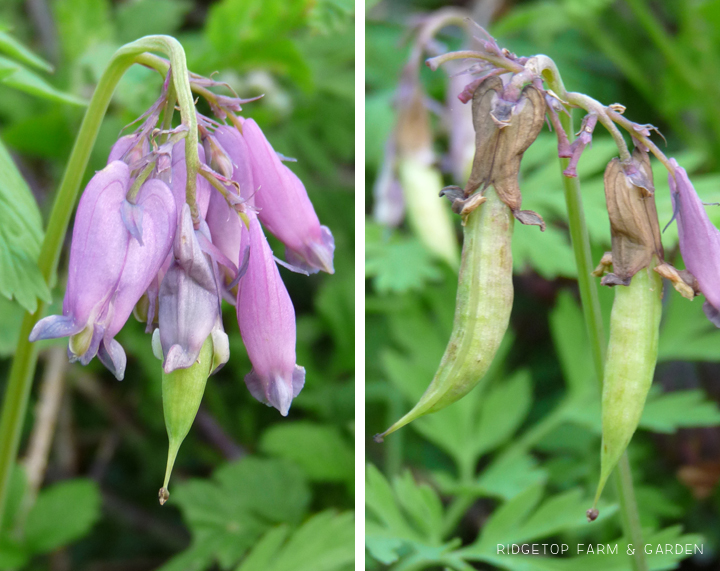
[375, 188, 513, 440]
[158, 335, 215, 505]
[590, 260, 662, 517]
[398, 157, 459, 268]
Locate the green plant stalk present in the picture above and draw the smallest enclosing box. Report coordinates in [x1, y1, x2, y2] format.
[0, 35, 196, 532]
[558, 110, 648, 571]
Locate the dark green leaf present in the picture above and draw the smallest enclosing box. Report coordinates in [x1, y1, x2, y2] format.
[259, 422, 354, 484]
[24, 479, 101, 554]
[237, 511, 354, 571]
[366, 224, 442, 294]
[640, 390, 720, 433]
[0, 56, 85, 105]
[0, 135, 50, 312]
[0, 31, 52, 72]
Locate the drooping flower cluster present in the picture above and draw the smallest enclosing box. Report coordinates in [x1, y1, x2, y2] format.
[30, 69, 334, 417]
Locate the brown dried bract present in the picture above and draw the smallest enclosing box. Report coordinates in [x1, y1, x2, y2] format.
[602, 148, 664, 284]
[464, 76, 502, 194]
[464, 76, 546, 229]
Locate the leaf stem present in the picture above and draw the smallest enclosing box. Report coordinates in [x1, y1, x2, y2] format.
[0, 35, 195, 533]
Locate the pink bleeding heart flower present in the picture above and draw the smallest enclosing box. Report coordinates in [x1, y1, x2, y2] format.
[668, 159, 720, 325]
[205, 186, 247, 301]
[240, 118, 335, 275]
[237, 212, 305, 416]
[30, 161, 176, 379]
[158, 204, 225, 373]
[212, 125, 255, 203]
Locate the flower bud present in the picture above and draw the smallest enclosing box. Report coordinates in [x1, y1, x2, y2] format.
[213, 125, 255, 202]
[108, 134, 149, 167]
[202, 132, 234, 180]
[237, 213, 305, 416]
[376, 188, 513, 439]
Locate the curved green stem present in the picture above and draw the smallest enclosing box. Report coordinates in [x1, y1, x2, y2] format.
[130, 37, 199, 226]
[0, 35, 195, 533]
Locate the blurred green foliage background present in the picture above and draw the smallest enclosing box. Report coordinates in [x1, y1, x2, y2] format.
[0, 0, 354, 570]
[366, 0, 720, 569]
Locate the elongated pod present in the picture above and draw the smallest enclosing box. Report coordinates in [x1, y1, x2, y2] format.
[591, 261, 662, 513]
[158, 335, 215, 504]
[376, 188, 513, 439]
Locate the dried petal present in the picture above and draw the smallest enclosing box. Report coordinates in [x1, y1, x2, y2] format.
[602, 148, 663, 283]
[464, 77, 546, 228]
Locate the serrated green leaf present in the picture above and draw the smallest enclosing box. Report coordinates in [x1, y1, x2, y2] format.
[0, 56, 85, 105]
[515, 488, 603, 544]
[156, 535, 225, 571]
[474, 371, 533, 456]
[0, 464, 26, 534]
[213, 458, 310, 526]
[476, 484, 545, 550]
[54, 0, 114, 63]
[365, 465, 462, 568]
[171, 457, 310, 569]
[203, 0, 312, 88]
[640, 390, 720, 433]
[308, 0, 354, 34]
[365, 463, 421, 543]
[0, 536, 28, 570]
[238, 511, 354, 571]
[0, 31, 52, 72]
[549, 292, 598, 398]
[469, 487, 615, 555]
[513, 223, 576, 279]
[259, 422, 354, 484]
[24, 479, 101, 554]
[0, 135, 50, 312]
[366, 225, 442, 294]
[658, 286, 720, 362]
[476, 451, 547, 501]
[392, 472, 444, 543]
[234, 525, 290, 571]
[116, 0, 191, 44]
